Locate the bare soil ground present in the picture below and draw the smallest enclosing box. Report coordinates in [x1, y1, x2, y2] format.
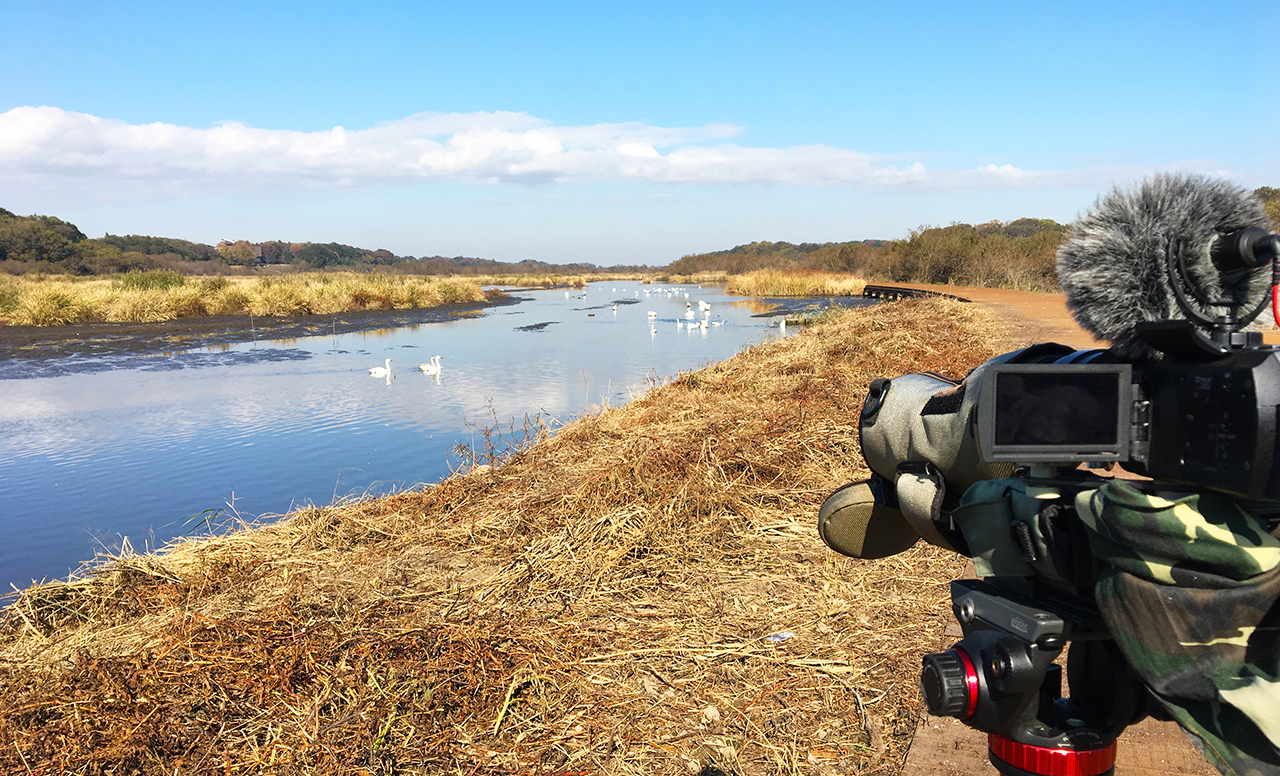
[884, 283, 1104, 350]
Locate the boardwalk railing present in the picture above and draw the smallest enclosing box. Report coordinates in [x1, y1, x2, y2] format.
[862, 284, 971, 303]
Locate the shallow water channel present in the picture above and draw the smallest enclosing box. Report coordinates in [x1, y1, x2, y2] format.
[0, 282, 875, 593]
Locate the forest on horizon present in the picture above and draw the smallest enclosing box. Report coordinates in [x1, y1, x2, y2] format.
[3, 187, 1277, 293]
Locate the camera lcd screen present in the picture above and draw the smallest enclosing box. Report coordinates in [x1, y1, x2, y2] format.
[978, 364, 1132, 462]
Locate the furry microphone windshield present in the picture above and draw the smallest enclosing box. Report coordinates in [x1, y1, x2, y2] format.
[1056, 173, 1276, 359]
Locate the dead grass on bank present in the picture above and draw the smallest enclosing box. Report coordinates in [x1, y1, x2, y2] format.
[0, 298, 1015, 776]
[724, 271, 867, 299]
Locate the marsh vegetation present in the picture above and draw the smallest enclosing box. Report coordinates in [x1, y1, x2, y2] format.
[724, 269, 868, 298]
[0, 272, 490, 326]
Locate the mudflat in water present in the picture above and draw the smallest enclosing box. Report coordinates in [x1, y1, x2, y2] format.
[0, 296, 511, 373]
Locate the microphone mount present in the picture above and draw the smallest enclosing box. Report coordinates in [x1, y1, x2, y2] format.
[1148, 229, 1280, 359]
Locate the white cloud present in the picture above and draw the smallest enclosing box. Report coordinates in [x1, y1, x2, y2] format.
[0, 106, 1057, 199]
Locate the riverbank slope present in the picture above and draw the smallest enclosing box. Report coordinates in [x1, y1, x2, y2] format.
[0, 298, 1017, 775]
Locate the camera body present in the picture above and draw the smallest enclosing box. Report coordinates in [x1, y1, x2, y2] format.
[980, 344, 1280, 503]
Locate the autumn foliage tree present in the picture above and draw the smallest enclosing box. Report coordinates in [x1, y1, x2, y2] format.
[1257, 187, 1280, 225]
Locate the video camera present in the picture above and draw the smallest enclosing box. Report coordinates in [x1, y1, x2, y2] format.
[818, 175, 1280, 776]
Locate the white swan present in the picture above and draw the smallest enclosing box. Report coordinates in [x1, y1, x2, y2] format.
[418, 355, 443, 375]
[368, 358, 391, 377]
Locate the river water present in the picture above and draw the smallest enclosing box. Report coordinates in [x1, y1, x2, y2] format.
[0, 282, 874, 593]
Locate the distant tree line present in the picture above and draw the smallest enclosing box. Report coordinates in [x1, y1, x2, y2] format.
[666, 195, 1278, 292]
[1258, 186, 1280, 225]
[384, 256, 649, 276]
[0, 209, 629, 277]
[665, 239, 887, 276]
[98, 234, 222, 263]
[668, 218, 1069, 291]
[3, 187, 1276, 287]
[0, 209, 146, 275]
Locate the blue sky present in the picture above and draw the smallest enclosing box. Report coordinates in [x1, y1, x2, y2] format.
[2, 0, 1276, 265]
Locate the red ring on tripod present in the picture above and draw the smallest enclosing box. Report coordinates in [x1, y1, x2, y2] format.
[954, 647, 979, 720]
[988, 734, 1116, 776]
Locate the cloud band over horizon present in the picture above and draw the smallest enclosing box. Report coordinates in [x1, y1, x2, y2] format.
[1, 106, 1053, 200]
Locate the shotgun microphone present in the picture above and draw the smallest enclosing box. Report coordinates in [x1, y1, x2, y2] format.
[1056, 173, 1278, 359]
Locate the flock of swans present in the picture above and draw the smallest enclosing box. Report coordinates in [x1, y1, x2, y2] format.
[638, 286, 727, 337]
[367, 283, 771, 382]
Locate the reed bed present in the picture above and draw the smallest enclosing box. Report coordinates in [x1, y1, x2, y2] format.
[657, 272, 732, 285]
[0, 298, 1016, 775]
[467, 273, 590, 288]
[725, 270, 868, 298]
[0, 272, 487, 326]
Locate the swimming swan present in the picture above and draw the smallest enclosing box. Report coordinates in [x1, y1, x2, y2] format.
[369, 358, 391, 377]
[419, 355, 443, 375]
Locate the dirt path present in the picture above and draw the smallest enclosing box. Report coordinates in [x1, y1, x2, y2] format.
[886, 282, 1105, 350]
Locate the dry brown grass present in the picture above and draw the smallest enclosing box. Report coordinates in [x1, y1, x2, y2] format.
[658, 272, 732, 285]
[464, 274, 594, 288]
[0, 273, 489, 326]
[0, 298, 1016, 775]
[725, 270, 867, 298]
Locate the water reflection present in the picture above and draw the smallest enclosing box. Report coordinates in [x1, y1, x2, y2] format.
[0, 283, 874, 592]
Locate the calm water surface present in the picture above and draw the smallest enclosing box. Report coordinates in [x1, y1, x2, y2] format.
[0, 283, 873, 592]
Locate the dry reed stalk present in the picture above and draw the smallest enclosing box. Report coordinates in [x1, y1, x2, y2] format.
[0, 298, 1017, 775]
[724, 270, 868, 299]
[465, 274, 595, 288]
[660, 272, 732, 285]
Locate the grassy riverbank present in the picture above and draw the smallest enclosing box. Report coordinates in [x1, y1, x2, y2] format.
[0, 298, 1015, 775]
[0, 271, 492, 326]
